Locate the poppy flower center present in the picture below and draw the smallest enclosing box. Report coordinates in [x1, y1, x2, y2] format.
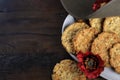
[84, 55, 98, 71]
[77, 52, 104, 79]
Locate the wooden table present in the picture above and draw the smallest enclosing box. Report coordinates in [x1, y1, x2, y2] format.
[0, 0, 105, 80]
[0, 0, 71, 80]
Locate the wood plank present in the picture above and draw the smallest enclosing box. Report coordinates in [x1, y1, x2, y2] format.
[0, 0, 69, 79]
[0, 0, 67, 54]
[0, 54, 71, 80]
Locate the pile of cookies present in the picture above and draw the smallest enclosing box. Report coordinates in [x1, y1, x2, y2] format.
[61, 16, 120, 73]
[52, 17, 120, 80]
[52, 2, 120, 80]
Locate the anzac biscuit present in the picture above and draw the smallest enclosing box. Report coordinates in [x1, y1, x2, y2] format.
[91, 32, 120, 67]
[103, 16, 120, 37]
[52, 59, 86, 80]
[73, 28, 98, 54]
[61, 22, 89, 54]
[89, 18, 103, 33]
[110, 43, 120, 73]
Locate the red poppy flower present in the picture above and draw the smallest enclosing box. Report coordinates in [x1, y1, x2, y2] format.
[92, 0, 111, 11]
[77, 52, 104, 79]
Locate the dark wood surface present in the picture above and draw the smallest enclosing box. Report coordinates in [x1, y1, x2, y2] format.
[0, 0, 105, 80]
[0, 0, 71, 80]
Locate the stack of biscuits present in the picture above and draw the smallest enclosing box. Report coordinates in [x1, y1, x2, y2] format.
[52, 3, 120, 80]
[61, 16, 120, 74]
[52, 16, 120, 80]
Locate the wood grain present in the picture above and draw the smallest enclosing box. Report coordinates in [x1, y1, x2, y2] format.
[0, 0, 67, 54]
[0, 0, 69, 80]
[0, 0, 105, 80]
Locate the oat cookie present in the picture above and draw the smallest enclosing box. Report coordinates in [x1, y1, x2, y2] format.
[52, 59, 86, 80]
[110, 43, 120, 73]
[61, 22, 89, 54]
[104, 16, 120, 37]
[91, 32, 120, 67]
[73, 28, 98, 54]
[89, 18, 103, 33]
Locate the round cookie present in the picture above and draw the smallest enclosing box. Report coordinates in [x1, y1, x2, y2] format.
[91, 32, 120, 67]
[89, 18, 103, 33]
[103, 16, 120, 37]
[110, 43, 120, 73]
[73, 28, 98, 54]
[52, 59, 86, 80]
[61, 22, 89, 54]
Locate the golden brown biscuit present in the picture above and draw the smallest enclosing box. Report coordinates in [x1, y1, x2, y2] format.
[52, 59, 86, 80]
[73, 28, 98, 54]
[110, 43, 120, 73]
[104, 16, 120, 37]
[91, 32, 120, 67]
[89, 18, 103, 33]
[61, 22, 89, 54]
